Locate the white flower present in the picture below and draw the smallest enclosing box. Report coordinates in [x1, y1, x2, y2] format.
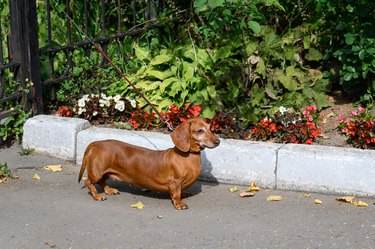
[99, 98, 110, 107]
[130, 99, 137, 108]
[93, 111, 98, 116]
[78, 99, 86, 108]
[279, 106, 289, 115]
[78, 107, 86, 115]
[113, 95, 121, 102]
[115, 100, 125, 112]
[78, 94, 89, 107]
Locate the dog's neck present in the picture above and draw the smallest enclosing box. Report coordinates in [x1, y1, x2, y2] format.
[173, 147, 201, 157]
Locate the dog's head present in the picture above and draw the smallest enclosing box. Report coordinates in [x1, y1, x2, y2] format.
[171, 117, 220, 153]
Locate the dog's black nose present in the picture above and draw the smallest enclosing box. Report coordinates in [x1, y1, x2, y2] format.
[214, 138, 220, 146]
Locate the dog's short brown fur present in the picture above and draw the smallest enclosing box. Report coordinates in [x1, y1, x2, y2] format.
[78, 117, 220, 209]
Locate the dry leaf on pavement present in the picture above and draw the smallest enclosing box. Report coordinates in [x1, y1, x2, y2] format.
[130, 201, 144, 209]
[314, 199, 323, 204]
[33, 174, 40, 180]
[43, 165, 62, 172]
[353, 200, 368, 207]
[248, 182, 260, 192]
[267, 195, 283, 201]
[239, 191, 256, 198]
[336, 196, 356, 204]
[229, 186, 238, 193]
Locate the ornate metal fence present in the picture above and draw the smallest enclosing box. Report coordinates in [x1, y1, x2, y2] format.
[0, 0, 166, 119]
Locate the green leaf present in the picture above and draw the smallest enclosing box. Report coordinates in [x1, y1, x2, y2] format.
[248, 21, 261, 34]
[344, 33, 355, 45]
[343, 72, 352, 81]
[146, 69, 174, 80]
[303, 36, 310, 49]
[202, 107, 216, 119]
[213, 45, 232, 63]
[359, 50, 365, 60]
[157, 99, 172, 110]
[150, 54, 173, 65]
[182, 61, 195, 81]
[133, 44, 150, 61]
[207, 0, 225, 9]
[207, 85, 217, 98]
[245, 42, 258, 55]
[305, 48, 323, 61]
[194, 0, 208, 12]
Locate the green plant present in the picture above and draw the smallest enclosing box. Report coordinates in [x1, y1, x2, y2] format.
[18, 146, 35, 156]
[337, 105, 375, 149]
[0, 105, 31, 143]
[0, 162, 16, 182]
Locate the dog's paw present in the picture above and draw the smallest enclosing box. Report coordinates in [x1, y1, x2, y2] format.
[172, 201, 189, 210]
[93, 194, 107, 201]
[104, 187, 120, 196]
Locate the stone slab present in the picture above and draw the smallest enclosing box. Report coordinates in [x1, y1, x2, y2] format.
[277, 144, 375, 197]
[22, 115, 91, 161]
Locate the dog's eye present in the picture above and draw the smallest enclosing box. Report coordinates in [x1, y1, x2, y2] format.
[196, 129, 205, 134]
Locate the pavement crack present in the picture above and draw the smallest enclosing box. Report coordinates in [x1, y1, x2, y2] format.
[274, 144, 286, 189]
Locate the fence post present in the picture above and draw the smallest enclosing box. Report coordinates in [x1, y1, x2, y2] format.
[8, 0, 43, 115]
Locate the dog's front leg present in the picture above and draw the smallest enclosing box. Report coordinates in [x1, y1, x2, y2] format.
[168, 179, 188, 210]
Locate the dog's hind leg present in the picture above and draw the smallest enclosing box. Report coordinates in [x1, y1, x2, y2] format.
[84, 178, 107, 201]
[99, 176, 120, 196]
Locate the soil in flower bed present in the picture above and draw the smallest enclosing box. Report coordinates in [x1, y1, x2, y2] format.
[317, 94, 359, 148]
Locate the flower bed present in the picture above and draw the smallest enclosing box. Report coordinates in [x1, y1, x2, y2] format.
[57, 94, 375, 149]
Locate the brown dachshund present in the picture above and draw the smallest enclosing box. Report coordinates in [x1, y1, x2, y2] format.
[78, 117, 220, 209]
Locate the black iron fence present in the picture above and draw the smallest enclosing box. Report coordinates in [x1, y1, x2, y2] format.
[0, 0, 167, 119]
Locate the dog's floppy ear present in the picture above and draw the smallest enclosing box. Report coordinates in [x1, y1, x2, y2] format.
[170, 122, 191, 152]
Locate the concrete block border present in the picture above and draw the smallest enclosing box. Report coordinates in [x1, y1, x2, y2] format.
[22, 115, 375, 197]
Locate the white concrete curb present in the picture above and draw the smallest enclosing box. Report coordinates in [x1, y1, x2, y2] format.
[22, 115, 375, 197]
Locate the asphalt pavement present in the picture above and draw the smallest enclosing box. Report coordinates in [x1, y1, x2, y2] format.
[1, 143, 375, 249]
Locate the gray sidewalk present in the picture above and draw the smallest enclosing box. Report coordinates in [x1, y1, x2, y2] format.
[1, 144, 375, 249]
[20, 115, 375, 197]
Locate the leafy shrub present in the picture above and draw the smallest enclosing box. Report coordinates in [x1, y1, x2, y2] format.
[337, 105, 375, 149]
[0, 106, 31, 143]
[250, 106, 322, 144]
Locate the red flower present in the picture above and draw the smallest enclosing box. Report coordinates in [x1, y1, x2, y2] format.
[170, 104, 179, 114]
[189, 105, 202, 117]
[269, 123, 277, 133]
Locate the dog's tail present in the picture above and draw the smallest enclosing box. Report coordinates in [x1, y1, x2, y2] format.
[78, 145, 91, 183]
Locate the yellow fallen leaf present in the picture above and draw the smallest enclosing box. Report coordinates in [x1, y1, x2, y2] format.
[353, 200, 368, 207]
[314, 199, 323, 204]
[130, 201, 144, 209]
[33, 174, 40, 180]
[0, 177, 8, 184]
[229, 186, 238, 193]
[43, 165, 62, 172]
[265, 189, 273, 192]
[267, 195, 283, 201]
[248, 182, 260, 192]
[336, 196, 356, 204]
[303, 193, 311, 198]
[239, 191, 256, 198]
